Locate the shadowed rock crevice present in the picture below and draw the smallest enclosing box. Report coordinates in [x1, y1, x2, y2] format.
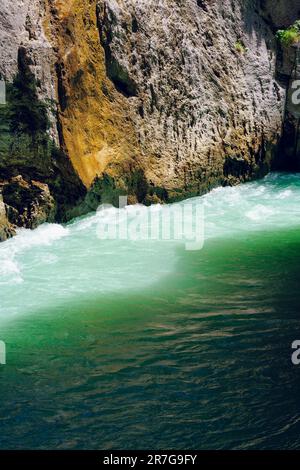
[102, 47, 138, 97]
[97, 2, 138, 97]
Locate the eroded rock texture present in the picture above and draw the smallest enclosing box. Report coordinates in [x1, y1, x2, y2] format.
[96, 0, 285, 199]
[0, 0, 85, 238]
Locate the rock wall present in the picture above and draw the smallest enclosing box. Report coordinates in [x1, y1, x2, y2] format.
[260, 0, 300, 28]
[95, 0, 285, 201]
[0, 0, 58, 139]
[49, 0, 291, 206]
[45, 0, 141, 189]
[0, 0, 299, 239]
[0, 0, 85, 240]
[276, 42, 300, 170]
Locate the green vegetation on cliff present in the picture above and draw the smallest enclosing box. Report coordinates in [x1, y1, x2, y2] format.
[0, 48, 54, 177]
[235, 40, 248, 54]
[0, 48, 86, 224]
[276, 20, 300, 47]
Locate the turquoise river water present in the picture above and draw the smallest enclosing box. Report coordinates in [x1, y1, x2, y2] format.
[0, 172, 300, 449]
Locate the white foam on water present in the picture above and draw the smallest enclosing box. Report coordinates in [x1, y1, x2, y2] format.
[0, 173, 300, 324]
[0, 258, 23, 285]
[0, 224, 69, 298]
[13, 223, 69, 250]
[276, 189, 293, 200]
[245, 205, 275, 222]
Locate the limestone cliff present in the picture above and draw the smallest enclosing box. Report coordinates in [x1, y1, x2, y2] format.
[0, 0, 299, 239]
[0, 0, 86, 238]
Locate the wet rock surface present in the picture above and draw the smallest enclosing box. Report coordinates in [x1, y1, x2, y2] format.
[1, 176, 56, 229]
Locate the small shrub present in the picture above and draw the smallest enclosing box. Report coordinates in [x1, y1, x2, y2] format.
[235, 41, 247, 54]
[276, 20, 300, 47]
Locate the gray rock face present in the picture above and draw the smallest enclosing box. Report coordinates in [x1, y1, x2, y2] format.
[0, 0, 86, 232]
[97, 0, 286, 194]
[0, 0, 30, 80]
[0, 0, 58, 140]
